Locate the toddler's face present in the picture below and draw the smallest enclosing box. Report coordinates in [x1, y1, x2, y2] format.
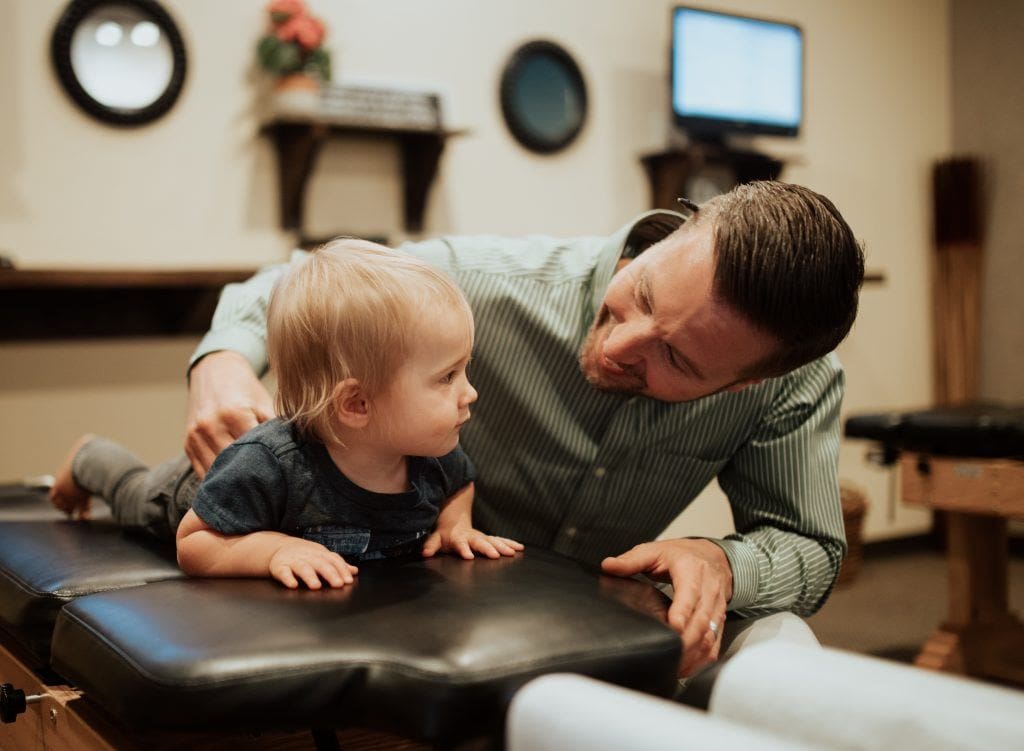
[371, 305, 476, 457]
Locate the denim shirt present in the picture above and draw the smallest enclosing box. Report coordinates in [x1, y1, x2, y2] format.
[192, 419, 475, 561]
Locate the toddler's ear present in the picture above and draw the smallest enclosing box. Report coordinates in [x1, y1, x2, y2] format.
[333, 379, 370, 429]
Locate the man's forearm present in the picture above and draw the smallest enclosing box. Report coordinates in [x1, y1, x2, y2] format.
[716, 528, 844, 617]
[716, 356, 848, 616]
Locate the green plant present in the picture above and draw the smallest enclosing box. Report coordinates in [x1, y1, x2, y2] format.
[256, 0, 331, 81]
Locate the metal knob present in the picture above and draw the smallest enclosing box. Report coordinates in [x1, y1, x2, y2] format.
[1, 683, 43, 724]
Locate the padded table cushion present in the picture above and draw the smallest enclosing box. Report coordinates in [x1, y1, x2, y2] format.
[52, 549, 679, 741]
[0, 485, 71, 522]
[0, 483, 112, 523]
[0, 503, 181, 663]
[844, 402, 1024, 458]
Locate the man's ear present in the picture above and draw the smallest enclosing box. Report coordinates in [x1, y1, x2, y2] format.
[725, 378, 763, 394]
[333, 378, 370, 429]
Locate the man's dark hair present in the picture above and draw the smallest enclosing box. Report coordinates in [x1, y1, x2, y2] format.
[699, 181, 865, 378]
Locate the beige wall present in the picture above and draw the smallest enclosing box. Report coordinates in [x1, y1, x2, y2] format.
[1, 0, 951, 541]
[950, 0, 1024, 402]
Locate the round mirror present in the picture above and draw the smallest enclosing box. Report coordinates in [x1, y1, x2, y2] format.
[51, 0, 187, 126]
[500, 40, 587, 155]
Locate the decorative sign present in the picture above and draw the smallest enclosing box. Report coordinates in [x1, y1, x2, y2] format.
[319, 84, 441, 131]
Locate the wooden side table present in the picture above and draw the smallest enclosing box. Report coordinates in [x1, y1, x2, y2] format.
[900, 454, 1024, 685]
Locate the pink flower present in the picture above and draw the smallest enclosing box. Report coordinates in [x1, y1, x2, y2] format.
[267, 0, 306, 25]
[275, 13, 325, 51]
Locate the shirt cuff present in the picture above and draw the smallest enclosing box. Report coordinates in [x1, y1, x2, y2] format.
[713, 537, 761, 611]
[188, 328, 269, 378]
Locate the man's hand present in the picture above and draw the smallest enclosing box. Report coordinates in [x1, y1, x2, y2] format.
[422, 524, 524, 560]
[268, 539, 359, 590]
[601, 538, 732, 677]
[186, 351, 275, 478]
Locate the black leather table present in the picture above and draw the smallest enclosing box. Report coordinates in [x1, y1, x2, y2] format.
[0, 486, 680, 749]
[845, 403, 1024, 685]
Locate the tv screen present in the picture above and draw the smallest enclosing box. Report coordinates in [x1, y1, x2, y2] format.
[671, 6, 803, 139]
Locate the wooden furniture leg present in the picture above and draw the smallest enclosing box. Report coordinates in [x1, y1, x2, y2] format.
[901, 456, 1024, 685]
[915, 513, 1024, 684]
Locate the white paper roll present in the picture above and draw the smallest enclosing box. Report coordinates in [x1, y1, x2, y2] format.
[507, 673, 813, 751]
[710, 643, 1024, 750]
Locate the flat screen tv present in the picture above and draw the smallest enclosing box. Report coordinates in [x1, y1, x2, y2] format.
[671, 6, 803, 141]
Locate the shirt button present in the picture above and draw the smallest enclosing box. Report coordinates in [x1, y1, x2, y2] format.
[565, 526, 578, 539]
[593, 466, 607, 479]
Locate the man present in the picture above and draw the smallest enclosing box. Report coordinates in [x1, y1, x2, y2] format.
[185, 181, 864, 675]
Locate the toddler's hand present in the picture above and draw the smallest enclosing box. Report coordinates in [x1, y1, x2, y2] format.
[422, 525, 524, 560]
[268, 539, 358, 589]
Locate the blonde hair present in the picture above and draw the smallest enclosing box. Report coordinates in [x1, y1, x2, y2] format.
[267, 238, 473, 445]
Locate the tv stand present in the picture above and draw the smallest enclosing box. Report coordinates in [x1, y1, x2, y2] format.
[640, 143, 783, 210]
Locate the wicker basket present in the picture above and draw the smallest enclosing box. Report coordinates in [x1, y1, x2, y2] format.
[836, 484, 868, 587]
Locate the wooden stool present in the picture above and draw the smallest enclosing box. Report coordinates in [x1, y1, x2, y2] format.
[901, 454, 1024, 685]
[845, 403, 1024, 686]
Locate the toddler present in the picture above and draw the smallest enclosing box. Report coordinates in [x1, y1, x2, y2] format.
[51, 239, 522, 588]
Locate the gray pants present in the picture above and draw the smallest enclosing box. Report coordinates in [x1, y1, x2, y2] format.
[72, 438, 199, 540]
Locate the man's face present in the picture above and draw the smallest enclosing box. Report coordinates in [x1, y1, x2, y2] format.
[578, 222, 778, 403]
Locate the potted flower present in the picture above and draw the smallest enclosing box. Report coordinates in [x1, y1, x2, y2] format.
[257, 0, 331, 100]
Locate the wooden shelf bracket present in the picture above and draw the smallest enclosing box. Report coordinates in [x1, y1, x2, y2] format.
[264, 119, 462, 236]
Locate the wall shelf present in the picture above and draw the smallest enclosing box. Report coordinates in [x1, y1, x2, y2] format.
[0, 269, 255, 341]
[640, 144, 784, 210]
[262, 117, 466, 238]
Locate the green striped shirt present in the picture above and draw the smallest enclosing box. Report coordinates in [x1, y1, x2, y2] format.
[192, 211, 847, 618]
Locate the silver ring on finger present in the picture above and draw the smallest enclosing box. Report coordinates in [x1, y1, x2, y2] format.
[708, 618, 720, 638]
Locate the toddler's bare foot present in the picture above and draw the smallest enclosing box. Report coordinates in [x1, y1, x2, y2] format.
[50, 434, 95, 519]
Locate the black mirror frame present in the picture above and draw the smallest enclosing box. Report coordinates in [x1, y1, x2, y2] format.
[51, 0, 188, 127]
[499, 40, 588, 155]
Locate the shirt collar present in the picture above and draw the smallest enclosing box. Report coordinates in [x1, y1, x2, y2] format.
[589, 209, 687, 319]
